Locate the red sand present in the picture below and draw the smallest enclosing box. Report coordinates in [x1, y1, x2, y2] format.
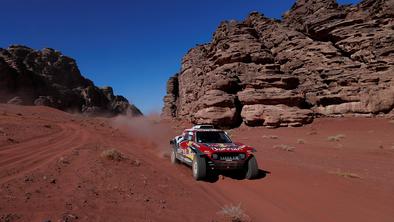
[1, 104, 394, 222]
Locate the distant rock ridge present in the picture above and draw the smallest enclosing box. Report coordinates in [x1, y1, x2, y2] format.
[0, 45, 142, 116]
[162, 0, 394, 128]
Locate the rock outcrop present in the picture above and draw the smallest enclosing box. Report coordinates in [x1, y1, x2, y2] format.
[163, 0, 394, 128]
[0, 45, 142, 116]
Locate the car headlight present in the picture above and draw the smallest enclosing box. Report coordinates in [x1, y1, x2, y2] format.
[239, 153, 246, 159]
[211, 154, 218, 160]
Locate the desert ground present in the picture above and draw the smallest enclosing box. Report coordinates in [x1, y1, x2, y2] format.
[1, 104, 394, 222]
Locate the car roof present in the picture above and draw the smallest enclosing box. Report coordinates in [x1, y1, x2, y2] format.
[191, 125, 215, 129]
[184, 128, 224, 133]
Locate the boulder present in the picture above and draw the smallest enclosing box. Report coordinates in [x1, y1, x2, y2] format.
[197, 90, 236, 109]
[193, 107, 240, 128]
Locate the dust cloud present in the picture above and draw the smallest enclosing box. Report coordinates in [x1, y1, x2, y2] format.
[110, 115, 178, 158]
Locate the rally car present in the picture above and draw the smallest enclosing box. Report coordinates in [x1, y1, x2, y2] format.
[170, 125, 259, 180]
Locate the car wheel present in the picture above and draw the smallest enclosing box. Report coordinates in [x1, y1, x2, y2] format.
[192, 155, 207, 180]
[171, 149, 179, 164]
[245, 156, 259, 179]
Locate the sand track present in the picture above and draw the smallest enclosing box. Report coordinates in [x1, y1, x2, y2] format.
[0, 123, 88, 184]
[1, 105, 394, 222]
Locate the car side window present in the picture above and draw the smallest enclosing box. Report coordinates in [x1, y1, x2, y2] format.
[183, 131, 193, 141]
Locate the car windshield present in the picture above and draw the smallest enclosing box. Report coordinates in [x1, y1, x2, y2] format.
[196, 131, 232, 143]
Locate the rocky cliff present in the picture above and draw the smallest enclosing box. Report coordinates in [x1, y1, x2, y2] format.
[0, 45, 142, 116]
[163, 0, 394, 128]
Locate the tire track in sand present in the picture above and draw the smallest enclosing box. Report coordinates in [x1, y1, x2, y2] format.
[0, 123, 89, 184]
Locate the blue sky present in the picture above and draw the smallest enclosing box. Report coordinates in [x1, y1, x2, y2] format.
[0, 0, 360, 113]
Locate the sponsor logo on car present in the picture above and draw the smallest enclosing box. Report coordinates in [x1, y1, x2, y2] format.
[204, 143, 244, 151]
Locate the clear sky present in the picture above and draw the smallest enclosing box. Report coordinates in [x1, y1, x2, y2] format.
[0, 0, 360, 114]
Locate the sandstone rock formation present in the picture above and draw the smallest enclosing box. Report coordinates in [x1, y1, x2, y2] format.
[163, 0, 394, 128]
[0, 45, 142, 116]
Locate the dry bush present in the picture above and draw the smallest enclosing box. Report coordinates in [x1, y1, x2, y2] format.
[327, 134, 346, 142]
[297, 139, 305, 144]
[101, 149, 124, 161]
[329, 170, 361, 179]
[273, 144, 295, 152]
[219, 203, 250, 222]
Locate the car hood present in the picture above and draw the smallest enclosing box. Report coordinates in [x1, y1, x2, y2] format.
[199, 143, 246, 152]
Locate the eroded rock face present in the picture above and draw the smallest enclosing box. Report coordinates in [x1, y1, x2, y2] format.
[163, 0, 394, 128]
[241, 104, 314, 128]
[0, 45, 142, 116]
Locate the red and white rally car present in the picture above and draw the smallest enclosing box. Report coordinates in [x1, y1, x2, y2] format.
[170, 125, 259, 180]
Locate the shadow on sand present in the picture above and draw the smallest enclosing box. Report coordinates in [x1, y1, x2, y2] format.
[203, 169, 271, 183]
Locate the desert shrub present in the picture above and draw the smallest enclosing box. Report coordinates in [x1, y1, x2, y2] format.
[297, 139, 305, 144]
[273, 144, 295, 152]
[329, 169, 361, 179]
[101, 149, 124, 161]
[219, 203, 250, 222]
[327, 134, 346, 142]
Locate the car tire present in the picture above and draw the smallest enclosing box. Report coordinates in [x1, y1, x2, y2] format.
[192, 155, 207, 180]
[245, 156, 259, 179]
[171, 149, 179, 164]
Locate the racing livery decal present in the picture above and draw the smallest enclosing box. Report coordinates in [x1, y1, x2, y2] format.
[204, 143, 244, 151]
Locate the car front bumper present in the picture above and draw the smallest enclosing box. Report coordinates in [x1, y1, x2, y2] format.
[207, 160, 246, 170]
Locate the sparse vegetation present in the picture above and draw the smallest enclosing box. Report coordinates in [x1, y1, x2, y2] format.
[58, 156, 70, 164]
[101, 149, 124, 161]
[297, 139, 305, 144]
[327, 134, 346, 142]
[273, 144, 295, 152]
[329, 169, 361, 179]
[133, 159, 141, 166]
[262, 135, 279, 139]
[219, 203, 250, 222]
